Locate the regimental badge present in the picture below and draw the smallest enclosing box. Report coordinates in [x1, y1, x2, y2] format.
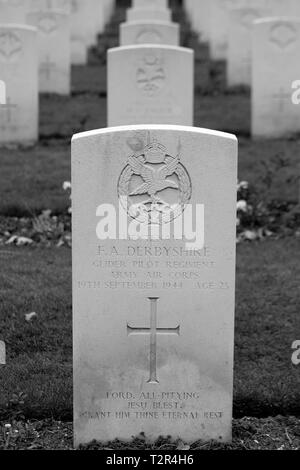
[118, 137, 192, 225]
[136, 53, 166, 97]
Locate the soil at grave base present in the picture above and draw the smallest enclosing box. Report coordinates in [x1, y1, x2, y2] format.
[0, 416, 299, 450]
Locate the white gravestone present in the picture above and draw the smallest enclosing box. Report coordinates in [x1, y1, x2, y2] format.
[108, 45, 194, 127]
[252, 18, 300, 138]
[127, 8, 172, 23]
[186, 0, 211, 42]
[120, 21, 180, 46]
[94, 0, 105, 36]
[72, 124, 237, 446]
[227, 5, 270, 87]
[209, 0, 246, 60]
[102, 0, 115, 27]
[0, 80, 6, 104]
[0, 25, 38, 146]
[0, 341, 5, 365]
[70, 0, 98, 65]
[27, 10, 71, 95]
[133, 0, 168, 8]
[83, 0, 103, 46]
[266, 0, 300, 17]
[0, 0, 29, 24]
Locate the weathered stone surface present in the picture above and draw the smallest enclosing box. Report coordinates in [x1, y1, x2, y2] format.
[108, 45, 194, 126]
[72, 124, 237, 446]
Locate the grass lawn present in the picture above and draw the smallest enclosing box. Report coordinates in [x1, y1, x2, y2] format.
[0, 240, 299, 421]
[0, 416, 299, 450]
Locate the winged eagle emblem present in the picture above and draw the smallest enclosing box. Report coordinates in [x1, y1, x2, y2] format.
[128, 154, 179, 203]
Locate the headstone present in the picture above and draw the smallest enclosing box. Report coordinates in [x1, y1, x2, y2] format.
[133, 0, 168, 8]
[108, 45, 194, 126]
[0, 0, 29, 23]
[227, 5, 270, 87]
[0, 80, 6, 104]
[186, 0, 211, 42]
[102, 0, 115, 27]
[267, 0, 300, 17]
[0, 341, 5, 365]
[27, 10, 71, 95]
[252, 18, 300, 138]
[72, 124, 237, 446]
[127, 8, 172, 23]
[0, 25, 38, 146]
[83, 0, 103, 46]
[209, 0, 245, 60]
[120, 21, 180, 46]
[70, 0, 98, 65]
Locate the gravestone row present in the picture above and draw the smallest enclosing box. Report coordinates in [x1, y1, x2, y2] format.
[184, 0, 300, 138]
[0, 0, 115, 145]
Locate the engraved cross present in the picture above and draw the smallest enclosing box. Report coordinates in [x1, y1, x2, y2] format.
[127, 297, 180, 384]
[1, 97, 17, 123]
[273, 87, 291, 112]
[40, 55, 56, 80]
